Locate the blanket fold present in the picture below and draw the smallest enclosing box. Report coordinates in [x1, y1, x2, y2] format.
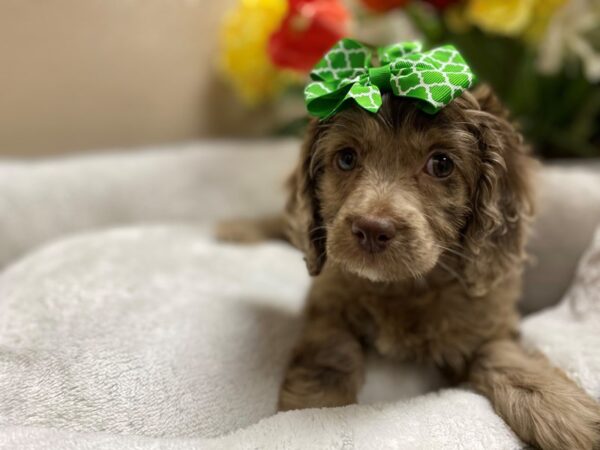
[0, 225, 598, 449]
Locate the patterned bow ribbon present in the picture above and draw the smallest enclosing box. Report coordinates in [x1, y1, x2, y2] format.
[304, 38, 477, 119]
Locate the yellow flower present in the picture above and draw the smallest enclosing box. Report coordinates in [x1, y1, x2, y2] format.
[465, 0, 536, 36]
[525, 0, 568, 42]
[220, 0, 291, 105]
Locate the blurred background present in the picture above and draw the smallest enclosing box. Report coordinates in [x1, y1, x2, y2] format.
[0, 0, 598, 158]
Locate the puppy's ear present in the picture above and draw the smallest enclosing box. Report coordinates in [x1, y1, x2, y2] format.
[285, 119, 327, 276]
[461, 85, 536, 295]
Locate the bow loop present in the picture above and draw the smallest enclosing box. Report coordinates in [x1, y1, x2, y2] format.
[309, 39, 372, 83]
[378, 41, 422, 64]
[305, 38, 477, 119]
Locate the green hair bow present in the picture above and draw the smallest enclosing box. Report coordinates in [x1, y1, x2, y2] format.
[304, 39, 477, 120]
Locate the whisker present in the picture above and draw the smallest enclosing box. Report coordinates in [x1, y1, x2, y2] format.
[434, 243, 474, 263]
[388, 240, 423, 281]
[315, 249, 327, 264]
[436, 260, 468, 291]
[309, 225, 328, 234]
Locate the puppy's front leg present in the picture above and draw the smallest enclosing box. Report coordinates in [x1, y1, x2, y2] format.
[278, 316, 365, 411]
[469, 339, 600, 450]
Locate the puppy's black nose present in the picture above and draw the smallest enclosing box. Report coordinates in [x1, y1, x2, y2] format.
[351, 217, 396, 253]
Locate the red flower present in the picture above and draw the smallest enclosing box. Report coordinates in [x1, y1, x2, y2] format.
[421, 0, 461, 9]
[359, 0, 409, 12]
[268, 0, 350, 73]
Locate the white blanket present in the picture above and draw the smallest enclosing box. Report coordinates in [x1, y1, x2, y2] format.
[1, 141, 599, 310]
[0, 142, 599, 449]
[0, 225, 599, 449]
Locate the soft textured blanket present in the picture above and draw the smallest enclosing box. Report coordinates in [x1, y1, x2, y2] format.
[0, 141, 598, 449]
[0, 226, 599, 449]
[1, 141, 599, 311]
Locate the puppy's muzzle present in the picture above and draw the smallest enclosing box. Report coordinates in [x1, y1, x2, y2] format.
[351, 216, 396, 253]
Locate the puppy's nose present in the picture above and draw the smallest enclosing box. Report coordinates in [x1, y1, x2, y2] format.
[351, 216, 396, 253]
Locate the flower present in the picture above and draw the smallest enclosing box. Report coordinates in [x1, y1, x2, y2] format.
[268, 0, 350, 72]
[220, 0, 292, 104]
[537, 0, 600, 82]
[465, 0, 536, 36]
[359, 0, 410, 13]
[525, 0, 568, 42]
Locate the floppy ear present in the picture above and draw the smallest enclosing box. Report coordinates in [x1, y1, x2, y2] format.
[461, 85, 536, 295]
[284, 119, 327, 276]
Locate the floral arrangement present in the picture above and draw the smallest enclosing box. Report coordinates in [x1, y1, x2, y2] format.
[220, 0, 600, 158]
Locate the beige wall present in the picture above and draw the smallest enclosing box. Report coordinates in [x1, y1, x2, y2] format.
[0, 0, 292, 156]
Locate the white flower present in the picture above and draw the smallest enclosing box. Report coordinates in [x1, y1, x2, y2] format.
[537, 0, 600, 82]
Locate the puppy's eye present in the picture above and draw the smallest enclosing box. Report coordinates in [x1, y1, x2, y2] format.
[425, 153, 454, 178]
[336, 148, 357, 171]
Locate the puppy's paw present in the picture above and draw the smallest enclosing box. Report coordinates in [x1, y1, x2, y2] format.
[278, 332, 364, 412]
[470, 340, 600, 450]
[278, 375, 357, 412]
[530, 395, 600, 450]
[215, 219, 269, 244]
[496, 376, 600, 450]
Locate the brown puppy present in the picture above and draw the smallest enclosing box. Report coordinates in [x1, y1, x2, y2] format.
[218, 85, 600, 450]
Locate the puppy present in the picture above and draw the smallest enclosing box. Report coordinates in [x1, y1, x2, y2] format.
[218, 85, 600, 450]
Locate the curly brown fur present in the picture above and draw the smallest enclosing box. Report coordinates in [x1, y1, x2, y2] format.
[216, 85, 600, 449]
